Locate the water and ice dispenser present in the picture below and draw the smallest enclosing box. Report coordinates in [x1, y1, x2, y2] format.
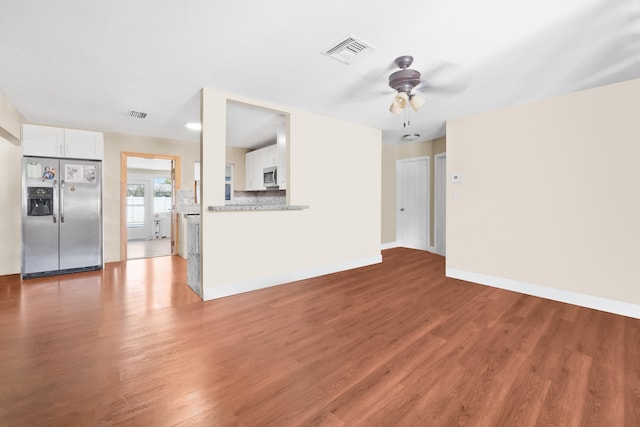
[27, 187, 53, 216]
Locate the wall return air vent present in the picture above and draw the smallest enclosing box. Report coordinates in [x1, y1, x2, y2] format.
[322, 34, 376, 64]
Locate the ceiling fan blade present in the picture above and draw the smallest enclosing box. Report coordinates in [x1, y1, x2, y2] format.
[416, 61, 472, 96]
[347, 61, 399, 100]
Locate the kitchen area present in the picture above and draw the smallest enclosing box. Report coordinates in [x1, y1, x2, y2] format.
[211, 100, 295, 211]
[179, 100, 307, 298]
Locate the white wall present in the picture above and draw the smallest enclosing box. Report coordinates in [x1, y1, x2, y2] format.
[200, 89, 382, 299]
[0, 137, 22, 275]
[447, 78, 640, 317]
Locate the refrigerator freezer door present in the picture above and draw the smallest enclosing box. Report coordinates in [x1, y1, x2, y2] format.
[22, 158, 60, 275]
[59, 160, 102, 271]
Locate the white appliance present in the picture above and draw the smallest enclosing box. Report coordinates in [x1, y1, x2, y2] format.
[263, 166, 277, 188]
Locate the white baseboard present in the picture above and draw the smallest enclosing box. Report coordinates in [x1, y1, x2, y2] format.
[204, 254, 383, 301]
[381, 241, 400, 250]
[446, 268, 640, 319]
[381, 242, 438, 254]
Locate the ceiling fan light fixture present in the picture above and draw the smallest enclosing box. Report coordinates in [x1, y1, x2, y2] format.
[389, 92, 409, 115]
[409, 94, 426, 111]
[402, 133, 421, 142]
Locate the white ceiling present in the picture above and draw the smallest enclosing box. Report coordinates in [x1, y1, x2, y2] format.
[226, 101, 285, 149]
[1, 0, 639, 146]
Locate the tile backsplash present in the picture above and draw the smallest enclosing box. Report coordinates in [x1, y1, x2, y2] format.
[228, 190, 286, 206]
[176, 189, 199, 214]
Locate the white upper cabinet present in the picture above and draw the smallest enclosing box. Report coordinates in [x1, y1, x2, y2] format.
[276, 123, 286, 190]
[263, 144, 277, 168]
[245, 149, 262, 191]
[22, 125, 64, 157]
[64, 128, 104, 160]
[244, 144, 284, 191]
[22, 124, 104, 160]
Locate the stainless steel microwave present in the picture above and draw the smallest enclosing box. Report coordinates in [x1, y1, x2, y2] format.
[263, 166, 277, 188]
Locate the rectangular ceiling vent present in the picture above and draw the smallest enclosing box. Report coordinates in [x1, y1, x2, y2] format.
[322, 34, 376, 64]
[128, 110, 148, 119]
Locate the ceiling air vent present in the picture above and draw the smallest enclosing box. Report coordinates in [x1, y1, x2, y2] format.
[128, 110, 148, 119]
[322, 34, 376, 64]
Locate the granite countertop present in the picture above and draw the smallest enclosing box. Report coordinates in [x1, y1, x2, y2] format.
[207, 205, 308, 212]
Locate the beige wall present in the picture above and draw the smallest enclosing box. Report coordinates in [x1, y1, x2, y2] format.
[103, 132, 200, 262]
[381, 136, 446, 247]
[0, 137, 22, 275]
[200, 89, 381, 299]
[447, 78, 640, 308]
[0, 90, 22, 144]
[226, 146, 248, 191]
[0, 92, 22, 275]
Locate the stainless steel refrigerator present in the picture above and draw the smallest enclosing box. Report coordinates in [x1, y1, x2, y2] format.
[22, 157, 103, 278]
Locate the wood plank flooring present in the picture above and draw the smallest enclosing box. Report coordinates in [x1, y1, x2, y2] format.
[127, 238, 172, 259]
[0, 248, 639, 426]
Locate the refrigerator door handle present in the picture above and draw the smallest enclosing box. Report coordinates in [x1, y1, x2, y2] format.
[53, 179, 58, 223]
[60, 179, 65, 223]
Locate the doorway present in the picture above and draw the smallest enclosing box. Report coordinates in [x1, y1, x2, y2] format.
[434, 153, 446, 256]
[396, 157, 429, 250]
[120, 152, 181, 261]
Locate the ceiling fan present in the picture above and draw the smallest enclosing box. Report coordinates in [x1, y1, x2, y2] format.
[386, 55, 471, 118]
[388, 55, 427, 115]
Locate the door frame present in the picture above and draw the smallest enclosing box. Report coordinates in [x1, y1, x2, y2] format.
[120, 152, 181, 261]
[434, 152, 446, 256]
[396, 156, 429, 250]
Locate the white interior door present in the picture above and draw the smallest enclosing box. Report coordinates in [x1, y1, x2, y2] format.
[397, 157, 429, 250]
[434, 153, 446, 256]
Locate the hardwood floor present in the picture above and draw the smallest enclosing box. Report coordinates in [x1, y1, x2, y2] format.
[127, 238, 172, 259]
[0, 248, 638, 426]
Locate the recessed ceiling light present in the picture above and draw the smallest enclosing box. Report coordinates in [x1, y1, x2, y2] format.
[185, 122, 202, 131]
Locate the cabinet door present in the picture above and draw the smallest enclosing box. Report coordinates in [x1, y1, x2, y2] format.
[245, 150, 259, 190]
[263, 145, 277, 167]
[64, 129, 104, 160]
[22, 124, 64, 157]
[276, 125, 286, 190]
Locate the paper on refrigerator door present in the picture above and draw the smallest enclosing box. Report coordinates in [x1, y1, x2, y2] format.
[65, 164, 97, 184]
[26, 161, 42, 178]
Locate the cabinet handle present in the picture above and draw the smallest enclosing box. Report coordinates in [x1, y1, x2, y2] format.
[400, 208, 405, 211]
